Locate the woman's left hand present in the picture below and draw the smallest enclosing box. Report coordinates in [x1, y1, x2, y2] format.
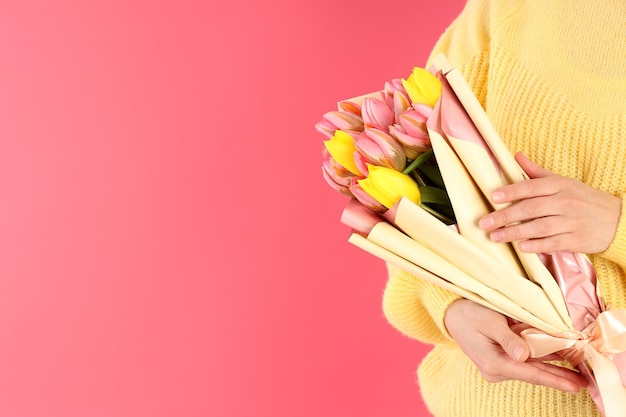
[479, 152, 621, 254]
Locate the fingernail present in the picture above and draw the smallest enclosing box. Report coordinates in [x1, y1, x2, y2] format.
[490, 231, 504, 242]
[513, 346, 525, 361]
[519, 242, 531, 252]
[479, 217, 494, 229]
[492, 191, 505, 203]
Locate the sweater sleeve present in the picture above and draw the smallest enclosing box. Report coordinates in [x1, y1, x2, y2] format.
[382, 0, 492, 345]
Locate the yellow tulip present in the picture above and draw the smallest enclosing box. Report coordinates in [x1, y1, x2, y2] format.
[324, 130, 364, 176]
[358, 165, 420, 209]
[401, 67, 442, 108]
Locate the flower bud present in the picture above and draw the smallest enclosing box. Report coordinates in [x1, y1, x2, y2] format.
[321, 110, 364, 131]
[324, 130, 364, 176]
[355, 128, 406, 171]
[322, 151, 356, 197]
[358, 165, 420, 209]
[361, 97, 395, 131]
[401, 67, 442, 107]
[350, 178, 387, 212]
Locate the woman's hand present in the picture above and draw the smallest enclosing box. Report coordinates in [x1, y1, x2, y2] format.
[478, 152, 621, 254]
[444, 299, 588, 392]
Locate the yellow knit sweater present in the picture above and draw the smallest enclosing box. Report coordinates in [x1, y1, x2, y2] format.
[382, 1, 626, 416]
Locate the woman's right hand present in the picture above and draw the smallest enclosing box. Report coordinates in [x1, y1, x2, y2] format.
[444, 299, 588, 393]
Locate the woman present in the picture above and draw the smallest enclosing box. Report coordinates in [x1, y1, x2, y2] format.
[382, 1, 626, 415]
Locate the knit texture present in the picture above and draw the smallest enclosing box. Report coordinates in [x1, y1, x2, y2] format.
[382, 1, 626, 416]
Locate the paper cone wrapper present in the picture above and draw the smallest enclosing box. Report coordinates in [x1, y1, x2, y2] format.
[363, 220, 562, 333]
[427, 119, 525, 277]
[385, 198, 569, 332]
[431, 54, 573, 330]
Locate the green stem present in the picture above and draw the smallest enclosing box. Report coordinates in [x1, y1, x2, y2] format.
[403, 150, 434, 175]
[410, 170, 427, 187]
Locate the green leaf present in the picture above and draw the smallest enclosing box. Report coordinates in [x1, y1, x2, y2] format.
[418, 163, 445, 189]
[403, 150, 434, 175]
[418, 186, 452, 206]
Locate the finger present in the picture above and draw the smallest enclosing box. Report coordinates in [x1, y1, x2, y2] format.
[517, 233, 575, 253]
[515, 152, 552, 179]
[488, 217, 571, 243]
[483, 324, 529, 362]
[480, 197, 564, 231]
[526, 360, 589, 388]
[490, 176, 561, 205]
[494, 360, 585, 393]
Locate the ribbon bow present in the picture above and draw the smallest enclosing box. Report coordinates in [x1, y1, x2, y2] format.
[520, 310, 626, 417]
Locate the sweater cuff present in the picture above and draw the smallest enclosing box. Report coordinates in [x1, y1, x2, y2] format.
[423, 281, 463, 341]
[383, 263, 462, 345]
[599, 193, 626, 267]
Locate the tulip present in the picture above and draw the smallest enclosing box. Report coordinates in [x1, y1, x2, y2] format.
[358, 164, 420, 209]
[353, 150, 370, 177]
[401, 67, 442, 108]
[355, 128, 406, 171]
[361, 97, 395, 131]
[337, 99, 362, 116]
[322, 151, 356, 197]
[401, 105, 431, 137]
[392, 90, 411, 120]
[383, 79, 411, 119]
[321, 110, 364, 132]
[384, 79, 405, 98]
[315, 118, 336, 139]
[324, 130, 364, 176]
[389, 124, 430, 159]
[350, 178, 387, 212]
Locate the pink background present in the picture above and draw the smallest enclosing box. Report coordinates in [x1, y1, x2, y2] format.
[0, 0, 465, 416]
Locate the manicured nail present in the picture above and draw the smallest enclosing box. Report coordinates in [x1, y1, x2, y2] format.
[519, 242, 531, 252]
[492, 191, 505, 203]
[490, 231, 504, 242]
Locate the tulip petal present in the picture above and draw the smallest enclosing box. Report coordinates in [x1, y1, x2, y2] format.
[361, 98, 395, 131]
[315, 119, 336, 139]
[338, 100, 362, 116]
[350, 179, 386, 212]
[322, 166, 354, 197]
[392, 90, 411, 120]
[324, 130, 364, 176]
[323, 111, 364, 131]
[358, 176, 395, 209]
[401, 67, 442, 107]
[359, 165, 420, 209]
[355, 128, 406, 171]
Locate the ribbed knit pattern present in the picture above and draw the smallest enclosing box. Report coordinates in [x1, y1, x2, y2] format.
[382, 1, 626, 415]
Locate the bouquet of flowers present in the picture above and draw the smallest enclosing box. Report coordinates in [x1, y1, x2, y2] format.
[316, 53, 626, 417]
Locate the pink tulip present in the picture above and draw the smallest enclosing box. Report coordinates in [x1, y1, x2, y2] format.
[349, 178, 387, 212]
[353, 150, 369, 177]
[337, 100, 362, 116]
[383, 79, 411, 119]
[389, 124, 430, 159]
[392, 90, 411, 120]
[321, 149, 357, 197]
[384, 78, 406, 100]
[400, 107, 431, 138]
[361, 97, 395, 131]
[315, 118, 336, 139]
[321, 110, 364, 132]
[354, 127, 406, 171]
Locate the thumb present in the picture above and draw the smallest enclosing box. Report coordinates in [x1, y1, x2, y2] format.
[496, 328, 530, 363]
[514, 152, 551, 179]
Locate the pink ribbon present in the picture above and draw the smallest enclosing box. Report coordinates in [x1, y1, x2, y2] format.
[520, 310, 626, 417]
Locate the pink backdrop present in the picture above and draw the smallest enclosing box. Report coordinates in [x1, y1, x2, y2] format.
[0, 1, 465, 416]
